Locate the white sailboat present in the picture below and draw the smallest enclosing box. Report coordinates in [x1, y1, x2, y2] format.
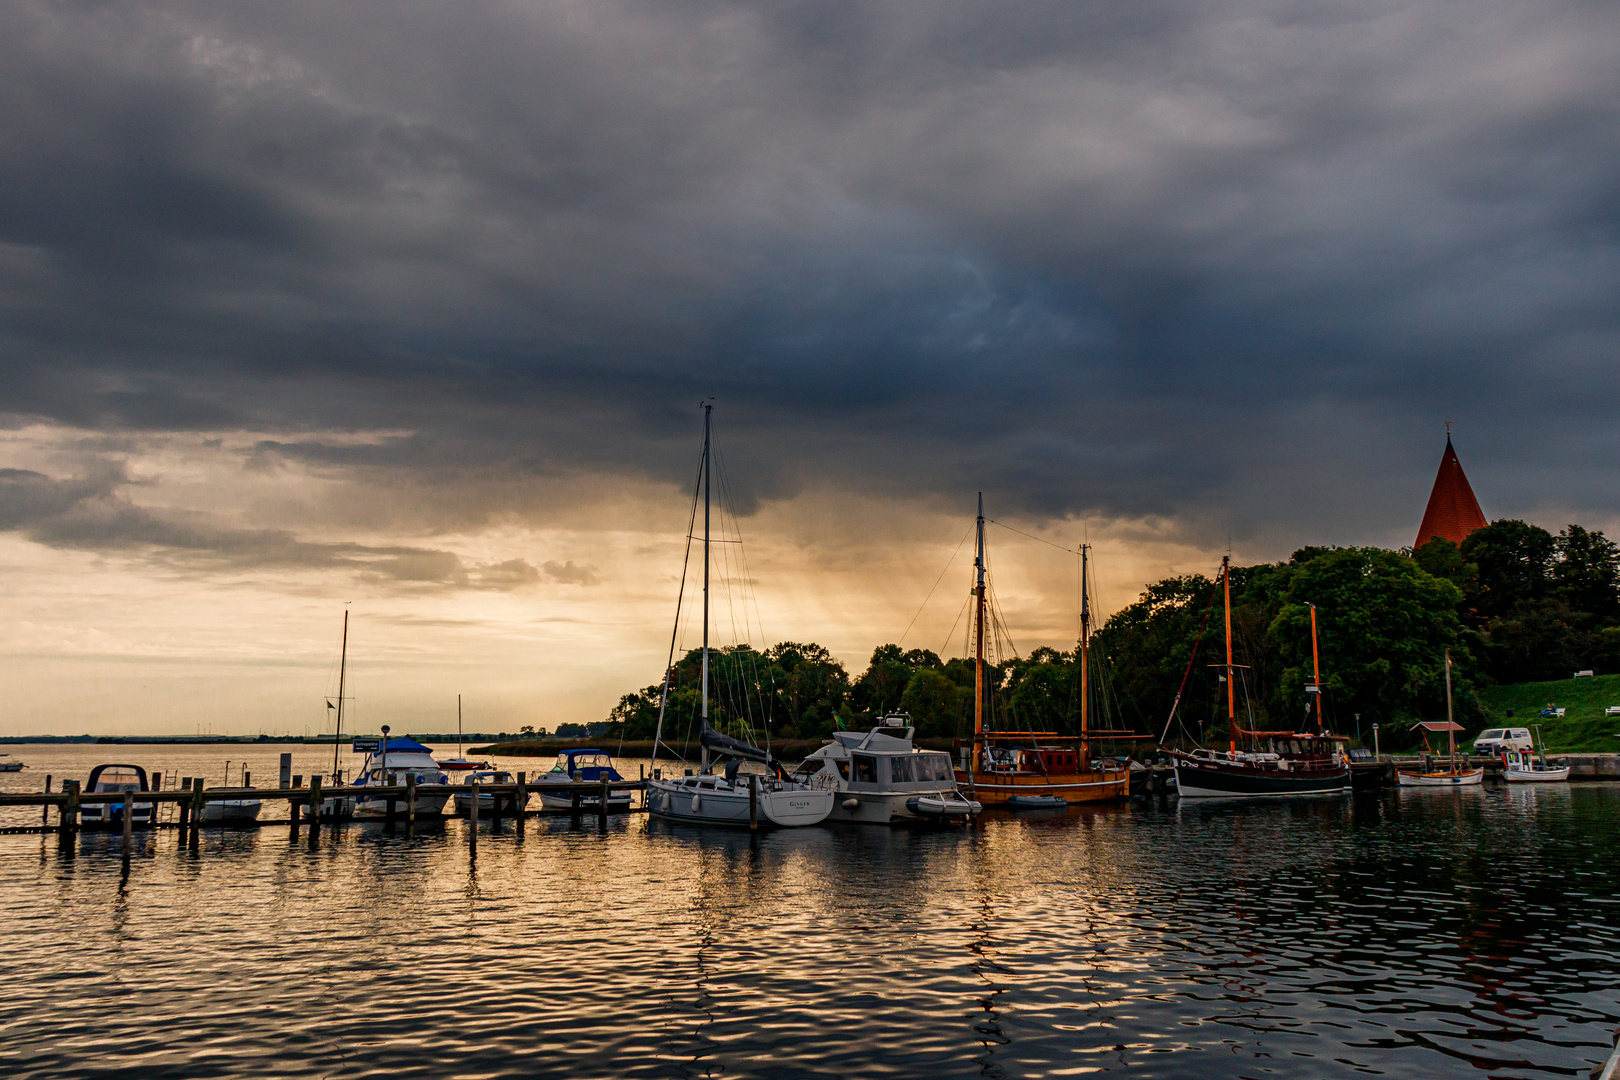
[1397, 648, 1484, 787]
[645, 404, 834, 829]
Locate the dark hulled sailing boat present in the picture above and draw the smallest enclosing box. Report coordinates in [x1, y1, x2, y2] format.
[1166, 556, 1351, 799]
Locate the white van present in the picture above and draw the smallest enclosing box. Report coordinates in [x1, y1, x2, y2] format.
[1473, 727, 1533, 754]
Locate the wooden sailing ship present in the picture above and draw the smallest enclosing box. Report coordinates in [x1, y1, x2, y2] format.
[1167, 556, 1351, 798]
[953, 495, 1131, 806]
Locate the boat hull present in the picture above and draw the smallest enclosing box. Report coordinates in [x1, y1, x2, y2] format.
[648, 780, 834, 827]
[199, 800, 262, 824]
[828, 788, 978, 824]
[1505, 767, 1570, 783]
[536, 787, 633, 812]
[955, 769, 1130, 805]
[1173, 759, 1350, 799]
[453, 792, 530, 816]
[1396, 768, 1484, 787]
[342, 794, 451, 819]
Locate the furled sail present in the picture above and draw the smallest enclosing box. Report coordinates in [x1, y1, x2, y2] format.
[699, 723, 771, 765]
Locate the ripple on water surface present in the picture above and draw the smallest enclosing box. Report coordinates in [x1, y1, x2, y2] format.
[0, 784, 1617, 1078]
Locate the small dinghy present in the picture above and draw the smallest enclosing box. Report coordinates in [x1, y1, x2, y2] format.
[0, 755, 22, 773]
[199, 791, 263, 824]
[905, 791, 982, 818]
[1006, 794, 1067, 809]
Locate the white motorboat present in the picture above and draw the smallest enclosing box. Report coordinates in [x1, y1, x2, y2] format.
[0, 755, 22, 772]
[1503, 727, 1570, 782]
[644, 404, 835, 830]
[79, 765, 154, 828]
[453, 769, 529, 816]
[791, 717, 980, 824]
[319, 732, 450, 819]
[535, 750, 633, 812]
[199, 790, 263, 824]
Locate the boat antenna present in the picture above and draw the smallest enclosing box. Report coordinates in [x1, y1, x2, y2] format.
[457, 694, 463, 758]
[700, 402, 712, 773]
[333, 608, 348, 781]
[1223, 556, 1235, 754]
[973, 493, 987, 771]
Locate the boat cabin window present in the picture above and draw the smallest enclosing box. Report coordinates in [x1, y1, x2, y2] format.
[888, 756, 917, 784]
[852, 754, 877, 784]
[835, 760, 850, 781]
[793, 759, 825, 778]
[919, 754, 952, 782]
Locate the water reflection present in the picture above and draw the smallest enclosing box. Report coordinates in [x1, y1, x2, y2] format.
[0, 787, 1616, 1077]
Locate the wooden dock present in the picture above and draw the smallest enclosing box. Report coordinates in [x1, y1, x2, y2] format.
[0, 775, 651, 850]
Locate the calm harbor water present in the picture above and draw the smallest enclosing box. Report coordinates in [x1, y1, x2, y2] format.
[0, 744, 1616, 1078]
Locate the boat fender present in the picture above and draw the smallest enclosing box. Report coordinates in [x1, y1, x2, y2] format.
[841, 798, 859, 810]
[691, 793, 701, 812]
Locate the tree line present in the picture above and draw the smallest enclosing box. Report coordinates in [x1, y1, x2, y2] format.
[603, 519, 1620, 749]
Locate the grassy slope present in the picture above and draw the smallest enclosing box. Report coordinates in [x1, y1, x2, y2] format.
[1479, 674, 1620, 752]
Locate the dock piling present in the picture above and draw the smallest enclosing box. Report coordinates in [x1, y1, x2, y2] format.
[279, 754, 292, 789]
[189, 783, 204, 851]
[121, 797, 133, 855]
[749, 774, 758, 831]
[514, 773, 525, 836]
[468, 777, 478, 858]
[61, 780, 79, 844]
[598, 775, 608, 829]
[178, 779, 191, 836]
[570, 789, 580, 825]
[307, 776, 322, 847]
[405, 773, 416, 832]
[42, 776, 51, 826]
[289, 780, 301, 841]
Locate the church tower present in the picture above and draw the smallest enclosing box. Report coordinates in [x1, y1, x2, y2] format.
[1415, 429, 1487, 549]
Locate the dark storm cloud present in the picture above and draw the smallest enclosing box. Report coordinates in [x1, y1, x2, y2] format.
[3, 0, 1619, 551]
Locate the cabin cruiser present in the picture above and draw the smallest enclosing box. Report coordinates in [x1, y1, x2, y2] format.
[80, 765, 153, 828]
[199, 790, 263, 824]
[793, 718, 980, 824]
[317, 735, 451, 819]
[535, 750, 633, 812]
[454, 769, 528, 816]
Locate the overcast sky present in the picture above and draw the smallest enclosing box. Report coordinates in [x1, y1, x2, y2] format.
[2, 0, 1617, 734]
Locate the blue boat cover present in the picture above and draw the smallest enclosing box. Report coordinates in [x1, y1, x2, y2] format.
[381, 737, 434, 753]
[563, 748, 608, 758]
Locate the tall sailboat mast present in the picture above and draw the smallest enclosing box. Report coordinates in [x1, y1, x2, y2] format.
[973, 493, 986, 744]
[700, 403, 712, 771]
[457, 693, 463, 758]
[1223, 555, 1235, 753]
[1308, 603, 1323, 733]
[332, 608, 348, 780]
[1079, 543, 1090, 768]
[1444, 647, 1455, 770]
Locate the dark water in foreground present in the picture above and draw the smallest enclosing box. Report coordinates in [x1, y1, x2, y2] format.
[0, 760, 1616, 1078]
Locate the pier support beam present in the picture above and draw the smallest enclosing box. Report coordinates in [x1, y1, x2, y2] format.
[61, 780, 79, 846]
[468, 777, 478, 859]
[307, 776, 322, 848]
[749, 775, 758, 831]
[514, 773, 525, 837]
[405, 774, 416, 833]
[598, 776, 609, 830]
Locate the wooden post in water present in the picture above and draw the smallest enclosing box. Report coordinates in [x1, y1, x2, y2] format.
[405, 773, 416, 832]
[514, 772, 525, 836]
[62, 780, 79, 842]
[386, 793, 396, 825]
[570, 788, 580, 824]
[468, 776, 478, 857]
[598, 775, 609, 829]
[289, 779, 301, 841]
[491, 776, 503, 830]
[307, 775, 322, 845]
[190, 782, 204, 851]
[42, 776, 51, 827]
[178, 779, 191, 836]
[749, 774, 758, 831]
[121, 796, 133, 855]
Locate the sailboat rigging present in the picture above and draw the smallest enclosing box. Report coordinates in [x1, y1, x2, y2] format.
[953, 495, 1130, 806]
[645, 405, 835, 828]
[1396, 647, 1485, 787]
[1166, 556, 1351, 798]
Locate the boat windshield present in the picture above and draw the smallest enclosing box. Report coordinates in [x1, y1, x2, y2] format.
[793, 759, 824, 777]
[852, 754, 877, 784]
[889, 757, 917, 783]
[919, 754, 953, 782]
[93, 768, 141, 792]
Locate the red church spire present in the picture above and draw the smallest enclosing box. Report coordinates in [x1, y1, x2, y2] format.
[1415, 427, 1487, 549]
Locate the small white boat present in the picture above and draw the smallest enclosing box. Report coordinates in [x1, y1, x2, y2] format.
[79, 765, 154, 828]
[199, 790, 263, 824]
[792, 718, 981, 824]
[1397, 767, 1484, 787]
[1396, 660, 1484, 788]
[1503, 728, 1570, 783]
[535, 750, 634, 812]
[453, 770, 528, 816]
[0, 755, 22, 772]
